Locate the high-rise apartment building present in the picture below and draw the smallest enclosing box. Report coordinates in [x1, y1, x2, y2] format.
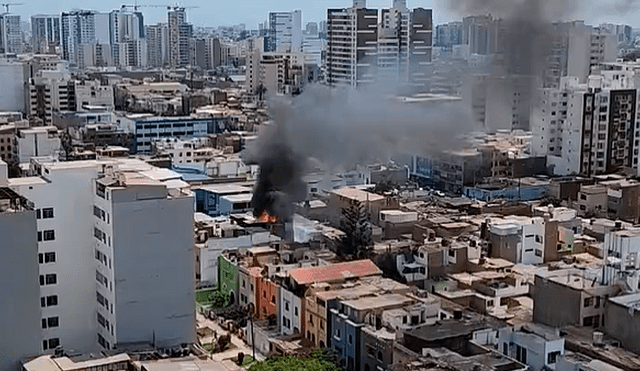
[326, 0, 432, 88]
[146, 23, 169, 68]
[326, 1, 378, 87]
[31, 15, 61, 54]
[533, 65, 640, 176]
[9, 158, 196, 354]
[109, 9, 146, 67]
[0, 13, 23, 54]
[267, 10, 302, 53]
[435, 22, 463, 49]
[0, 168, 41, 371]
[168, 8, 192, 68]
[61, 10, 96, 66]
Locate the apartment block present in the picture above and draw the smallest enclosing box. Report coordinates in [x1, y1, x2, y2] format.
[31, 15, 61, 54]
[0, 183, 41, 371]
[267, 10, 302, 53]
[9, 158, 196, 354]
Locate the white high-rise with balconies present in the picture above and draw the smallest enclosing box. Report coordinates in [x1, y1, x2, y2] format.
[267, 10, 302, 53]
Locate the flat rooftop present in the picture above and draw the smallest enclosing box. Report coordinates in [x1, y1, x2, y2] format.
[330, 187, 385, 203]
[609, 292, 640, 309]
[342, 293, 413, 311]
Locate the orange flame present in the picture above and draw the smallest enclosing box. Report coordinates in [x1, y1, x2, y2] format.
[258, 212, 278, 224]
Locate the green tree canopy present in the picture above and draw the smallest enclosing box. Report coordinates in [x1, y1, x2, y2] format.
[248, 352, 341, 371]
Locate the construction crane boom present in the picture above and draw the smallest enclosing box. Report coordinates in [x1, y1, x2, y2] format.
[1, 2, 24, 14]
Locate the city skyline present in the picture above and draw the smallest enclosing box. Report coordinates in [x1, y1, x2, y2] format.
[15, 0, 640, 29]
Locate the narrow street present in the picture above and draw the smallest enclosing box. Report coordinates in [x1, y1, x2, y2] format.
[196, 312, 265, 370]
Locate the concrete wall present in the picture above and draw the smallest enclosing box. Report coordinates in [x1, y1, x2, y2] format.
[111, 188, 196, 349]
[13, 163, 102, 354]
[0, 209, 41, 371]
[532, 275, 582, 327]
[605, 299, 640, 356]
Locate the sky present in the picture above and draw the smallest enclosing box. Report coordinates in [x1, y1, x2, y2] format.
[16, 0, 640, 29]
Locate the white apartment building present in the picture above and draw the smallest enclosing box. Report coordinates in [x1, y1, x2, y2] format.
[14, 127, 61, 164]
[0, 175, 41, 371]
[31, 15, 61, 54]
[0, 13, 23, 54]
[0, 57, 26, 112]
[75, 80, 115, 112]
[146, 23, 169, 68]
[26, 69, 76, 125]
[10, 160, 104, 354]
[326, 0, 432, 88]
[326, 1, 379, 87]
[533, 67, 640, 177]
[545, 21, 617, 88]
[93, 161, 195, 349]
[168, 8, 192, 68]
[9, 158, 196, 354]
[152, 137, 216, 164]
[268, 10, 302, 53]
[490, 216, 546, 265]
[109, 9, 146, 67]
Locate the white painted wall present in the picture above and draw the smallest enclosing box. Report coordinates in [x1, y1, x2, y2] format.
[280, 287, 302, 336]
[110, 185, 196, 349]
[11, 161, 102, 354]
[0, 208, 41, 371]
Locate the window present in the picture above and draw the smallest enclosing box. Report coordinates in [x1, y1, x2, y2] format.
[272, 295, 276, 304]
[40, 274, 57, 286]
[42, 252, 55, 263]
[263, 291, 266, 298]
[584, 297, 594, 307]
[295, 307, 298, 316]
[36, 209, 41, 219]
[47, 317, 59, 328]
[320, 320, 324, 330]
[242, 280, 245, 288]
[535, 235, 543, 244]
[41, 297, 46, 307]
[309, 314, 314, 325]
[377, 351, 383, 362]
[43, 230, 55, 241]
[42, 208, 54, 219]
[46, 274, 56, 285]
[335, 329, 341, 339]
[48, 338, 60, 349]
[285, 302, 289, 311]
[348, 334, 353, 344]
[548, 351, 561, 364]
[46, 295, 58, 307]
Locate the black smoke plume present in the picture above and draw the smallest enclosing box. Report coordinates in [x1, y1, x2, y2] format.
[243, 84, 477, 222]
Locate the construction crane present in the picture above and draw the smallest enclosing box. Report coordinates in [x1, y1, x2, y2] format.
[1, 3, 23, 13]
[144, 4, 200, 11]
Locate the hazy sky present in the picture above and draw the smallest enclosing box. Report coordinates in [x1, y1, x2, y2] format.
[17, 0, 640, 28]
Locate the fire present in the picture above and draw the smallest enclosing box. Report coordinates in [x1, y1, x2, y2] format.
[258, 212, 278, 224]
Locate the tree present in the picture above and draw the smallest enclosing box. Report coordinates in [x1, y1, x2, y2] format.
[340, 201, 373, 258]
[248, 352, 341, 371]
[209, 291, 228, 309]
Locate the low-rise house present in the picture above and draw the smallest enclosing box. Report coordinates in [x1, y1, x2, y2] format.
[532, 268, 620, 329]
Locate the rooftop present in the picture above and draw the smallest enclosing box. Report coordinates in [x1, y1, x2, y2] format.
[342, 293, 413, 311]
[608, 292, 640, 309]
[330, 187, 385, 203]
[23, 354, 131, 371]
[289, 259, 382, 285]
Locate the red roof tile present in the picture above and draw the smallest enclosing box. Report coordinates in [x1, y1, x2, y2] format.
[289, 260, 382, 285]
